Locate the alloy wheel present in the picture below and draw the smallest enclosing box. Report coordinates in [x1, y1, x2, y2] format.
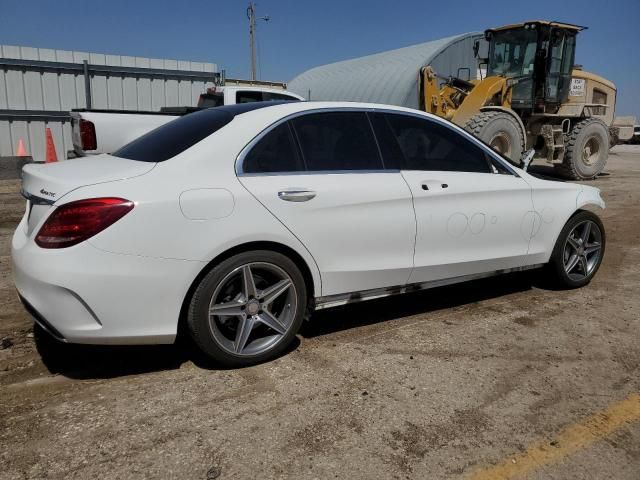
[563, 219, 603, 281]
[207, 262, 297, 356]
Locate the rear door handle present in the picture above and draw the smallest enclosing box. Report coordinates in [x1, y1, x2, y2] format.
[278, 190, 317, 202]
[421, 180, 448, 191]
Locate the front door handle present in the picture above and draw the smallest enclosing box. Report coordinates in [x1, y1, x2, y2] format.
[421, 180, 448, 191]
[278, 190, 317, 202]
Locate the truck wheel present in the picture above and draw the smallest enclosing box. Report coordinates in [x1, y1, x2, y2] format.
[464, 111, 525, 165]
[556, 118, 609, 180]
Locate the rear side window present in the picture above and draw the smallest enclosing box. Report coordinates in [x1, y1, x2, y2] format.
[114, 108, 233, 162]
[385, 113, 492, 173]
[236, 91, 264, 103]
[197, 93, 224, 108]
[368, 112, 403, 169]
[243, 122, 304, 173]
[291, 112, 383, 171]
[263, 92, 300, 102]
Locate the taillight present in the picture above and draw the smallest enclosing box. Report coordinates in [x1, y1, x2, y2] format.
[79, 119, 97, 150]
[35, 198, 134, 249]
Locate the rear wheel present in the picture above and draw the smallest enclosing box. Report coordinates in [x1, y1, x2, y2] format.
[464, 111, 525, 165]
[556, 118, 609, 180]
[187, 251, 307, 367]
[547, 211, 605, 288]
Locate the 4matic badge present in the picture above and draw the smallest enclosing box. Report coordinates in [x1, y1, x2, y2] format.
[39, 188, 56, 198]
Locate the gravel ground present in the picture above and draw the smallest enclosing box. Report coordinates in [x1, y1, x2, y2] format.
[1, 147, 639, 479]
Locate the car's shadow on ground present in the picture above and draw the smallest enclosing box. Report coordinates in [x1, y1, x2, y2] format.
[300, 270, 544, 338]
[36, 270, 548, 380]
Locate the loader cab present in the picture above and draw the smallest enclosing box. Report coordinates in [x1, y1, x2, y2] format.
[484, 21, 583, 113]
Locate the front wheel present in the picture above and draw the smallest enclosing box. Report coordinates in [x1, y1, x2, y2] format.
[464, 111, 525, 165]
[187, 250, 307, 367]
[547, 211, 605, 288]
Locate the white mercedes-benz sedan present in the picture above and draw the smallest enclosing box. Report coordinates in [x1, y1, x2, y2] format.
[12, 101, 606, 366]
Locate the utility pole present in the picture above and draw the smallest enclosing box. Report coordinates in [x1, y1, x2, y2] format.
[247, 2, 269, 80]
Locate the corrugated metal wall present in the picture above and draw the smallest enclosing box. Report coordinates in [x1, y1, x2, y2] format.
[0, 45, 217, 161]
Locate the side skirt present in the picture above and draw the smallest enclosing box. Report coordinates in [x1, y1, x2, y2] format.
[314, 264, 544, 310]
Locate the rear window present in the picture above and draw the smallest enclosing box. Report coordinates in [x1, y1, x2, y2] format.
[197, 93, 224, 108]
[291, 112, 383, 171]
[113, 108, 234, 162]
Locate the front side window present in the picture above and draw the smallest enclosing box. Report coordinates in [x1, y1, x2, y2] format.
[384, 113, 492, 173]
[291, 112, 383, 171]
[243, 122, 304, 173]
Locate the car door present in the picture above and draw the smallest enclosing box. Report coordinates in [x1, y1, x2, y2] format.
[375, 112, 534, 284]
[237, 110, 416, 297]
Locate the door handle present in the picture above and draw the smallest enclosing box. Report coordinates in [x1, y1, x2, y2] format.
[421, 181, 448, 191]
[278, 190, 317, 202]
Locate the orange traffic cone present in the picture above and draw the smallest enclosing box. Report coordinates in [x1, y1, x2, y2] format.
[45, 128, 58, 163]
[16, 138, 28, 157]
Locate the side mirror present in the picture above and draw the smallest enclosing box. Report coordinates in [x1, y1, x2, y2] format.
[473, 40, 480, 58]
[521, 149, 535, 171]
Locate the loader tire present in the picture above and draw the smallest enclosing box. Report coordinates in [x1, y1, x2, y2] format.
[464, 111, 525, 165]
[555, 118, 609, 180]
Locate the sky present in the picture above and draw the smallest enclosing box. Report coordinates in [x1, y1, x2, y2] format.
[1, 0, 639, 117]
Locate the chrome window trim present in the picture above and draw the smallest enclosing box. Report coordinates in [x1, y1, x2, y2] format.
[235, 106, 521, 177]
[238, 169, 398, 177]
[236, 107, 381, 176]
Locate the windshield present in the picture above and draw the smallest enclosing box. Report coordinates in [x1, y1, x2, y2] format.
[488, 29, 538, 78]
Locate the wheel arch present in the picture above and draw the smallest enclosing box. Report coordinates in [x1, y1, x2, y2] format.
[576, 186, 606, 211]
[177, 241, 319, 338]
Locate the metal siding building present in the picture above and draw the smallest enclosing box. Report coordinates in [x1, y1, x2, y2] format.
[288, 32, 483, 109]
[0, 45, 217, 161]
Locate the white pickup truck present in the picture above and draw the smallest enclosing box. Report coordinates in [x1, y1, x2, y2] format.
[70, 85, 304, 156]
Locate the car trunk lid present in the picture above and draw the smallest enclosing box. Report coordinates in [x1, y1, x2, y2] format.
[21, 155, 155, 235]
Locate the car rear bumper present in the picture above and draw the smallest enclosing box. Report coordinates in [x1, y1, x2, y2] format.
[11, 216, 204, 345]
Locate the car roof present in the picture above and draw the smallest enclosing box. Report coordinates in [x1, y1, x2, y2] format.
[210, 100, 300, 117]
[233, 100, 424, 118]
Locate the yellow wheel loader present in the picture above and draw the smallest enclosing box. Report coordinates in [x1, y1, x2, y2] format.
[420, 21, 625, 179]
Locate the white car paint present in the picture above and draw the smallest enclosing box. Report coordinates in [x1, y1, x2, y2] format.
[12, 101, 605, 346]
[240, 172, 416, 295]
[400, 170, 534, 283]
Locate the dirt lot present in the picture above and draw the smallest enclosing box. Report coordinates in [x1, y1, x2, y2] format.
[1, 148, 639, 480]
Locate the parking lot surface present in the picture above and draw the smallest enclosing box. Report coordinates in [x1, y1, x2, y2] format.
[1, 147, 639, 479]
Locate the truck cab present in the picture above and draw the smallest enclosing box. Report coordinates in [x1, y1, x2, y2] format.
[198, 86, 303, 107]
[485, 21, 580, 113]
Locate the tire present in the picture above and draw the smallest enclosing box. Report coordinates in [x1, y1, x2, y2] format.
[187, 250, 307, 367]
[555, 118, 609, 180]
[464, 111, 525, 165]
[547, 211, 605, 289]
